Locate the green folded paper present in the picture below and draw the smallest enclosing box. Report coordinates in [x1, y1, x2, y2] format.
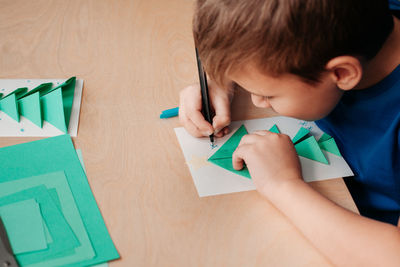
[269, 124, 280, 134]
[317, 133, 342, 156]
[208, 125, 251, 179]
[0, 77, 76, 133]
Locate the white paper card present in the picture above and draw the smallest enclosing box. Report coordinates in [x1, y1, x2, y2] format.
[0, 78, 83, 137]
[175, 116, 354, 197]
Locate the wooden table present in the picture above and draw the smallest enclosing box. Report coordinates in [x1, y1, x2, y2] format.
[0, 0, 358, 266]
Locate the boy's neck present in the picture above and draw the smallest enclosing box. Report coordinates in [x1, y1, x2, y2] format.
[355, 16, 400, 89]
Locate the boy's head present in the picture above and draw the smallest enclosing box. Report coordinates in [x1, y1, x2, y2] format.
[193, 0, 394, 120]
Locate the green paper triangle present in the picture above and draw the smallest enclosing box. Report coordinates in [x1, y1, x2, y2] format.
[292, 127, 310, 144]
[41, 88, 68, 133]
[209, 158, 251, 178]
[295, 136, 328, 164]
[18, 92, 42, 128]
[2, 87, 28, 99]
[208, 124, 251, 179]
[318, 138, 342, 157]
[0, 93, 19, 122]
[44, 77, 76, 128]
[317, 133, 331, 144]
[269, 124, 280, 133]
[18, 83, 53, 99]
[209, 124, 248, 160]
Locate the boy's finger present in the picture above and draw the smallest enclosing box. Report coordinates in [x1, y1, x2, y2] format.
[184, 118, 204, 138]
[212, 115, 231, 134]
[232, 145, 248, 170]
[190, 111, 214, 135]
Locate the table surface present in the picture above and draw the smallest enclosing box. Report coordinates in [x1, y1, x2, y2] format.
[0, 0, 358, 266]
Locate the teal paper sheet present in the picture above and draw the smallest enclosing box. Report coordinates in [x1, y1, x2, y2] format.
[0, 185, 80, 266]
[0, 199, 47, 254]
[0, 173, 95, 266]
[0, 135, 120, 266]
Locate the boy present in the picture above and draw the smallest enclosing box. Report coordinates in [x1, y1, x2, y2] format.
[179, 0, 400, 266]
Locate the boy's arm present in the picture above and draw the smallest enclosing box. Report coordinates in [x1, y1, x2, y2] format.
[233, 131, 400, 267]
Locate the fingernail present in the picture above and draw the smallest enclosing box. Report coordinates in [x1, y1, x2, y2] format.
[214, 128, 222, 134]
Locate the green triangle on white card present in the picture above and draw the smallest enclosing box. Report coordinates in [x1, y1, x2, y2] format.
[41, 88, 68, 133]
[18, 91, 42, 128]
[0, 93, 19, 122]
[292, 127, 310, 144]
[294, 135, 328, 164]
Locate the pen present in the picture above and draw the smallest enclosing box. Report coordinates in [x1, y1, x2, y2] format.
[195, 48, 214, 146]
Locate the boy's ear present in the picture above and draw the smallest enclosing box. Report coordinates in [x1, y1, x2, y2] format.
[325, 56, 363, 90]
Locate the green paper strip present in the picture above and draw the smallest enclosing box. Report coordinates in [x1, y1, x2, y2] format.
[18, 91, 42, 128]
[17, 83, 53, 99]
[41, 88, 68, 133]
[292, 127, 310, 144]
[0, 93, 19, 122]
[0, 199, 47, 255]
[208, 125, 251, 179]
[295, 136, 328, 164]
[0, 185, 80, 265]
[0, 135, 120, 266]
[268, 124, 280, 134]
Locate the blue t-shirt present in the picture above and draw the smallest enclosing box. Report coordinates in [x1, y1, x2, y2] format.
[316, 65, 400, 225]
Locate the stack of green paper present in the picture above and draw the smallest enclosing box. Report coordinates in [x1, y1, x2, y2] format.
[0, 77, 76, 133]
[0, 135, 119, 266]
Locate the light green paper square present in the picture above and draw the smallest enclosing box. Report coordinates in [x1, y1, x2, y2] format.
[0, 199, 47, 254]
[0, 185, 80, 266]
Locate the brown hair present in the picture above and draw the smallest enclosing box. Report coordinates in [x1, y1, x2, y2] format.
[193, 0, 394, 86]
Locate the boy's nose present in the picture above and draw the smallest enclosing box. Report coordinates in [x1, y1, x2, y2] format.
[251, 94, 271, 108]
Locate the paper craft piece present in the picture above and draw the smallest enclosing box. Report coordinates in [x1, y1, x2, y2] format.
[0, 93, 19, 122]
[268, 124, 280, 133]
[0, 199, 47, 255]
[175, 116, 354, 197]
[292, 127, 310, 144]
[294, 136, 328, 164]
[18, 92, 42, 128]
[3, 87, 28, 99]
[208, 125, 250, 179]
[0, 78, 83, 137]
[318, 133, 342, 156]
[41, 88, 68, 133]
[0, 185, 80, 265]
[17, 83, 53, 99]
[0, 135, 120, 266]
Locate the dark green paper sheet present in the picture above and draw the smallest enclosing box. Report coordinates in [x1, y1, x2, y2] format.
[208, 125, 251, 179]
[0, 185, 80, 265]
[0, 135, 119, 266]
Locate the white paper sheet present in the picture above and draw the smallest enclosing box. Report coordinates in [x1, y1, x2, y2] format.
[0, 78, 83, 137]
[175, 116, 354, 197]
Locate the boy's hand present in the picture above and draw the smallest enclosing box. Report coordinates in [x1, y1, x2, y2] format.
[232, 131, 303, 196]
[179, 82, 233, 138]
